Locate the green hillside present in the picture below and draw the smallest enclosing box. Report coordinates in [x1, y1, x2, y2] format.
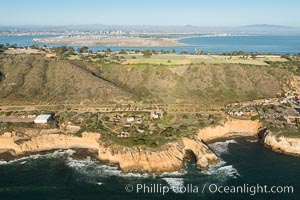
[0, 54, 294, 106]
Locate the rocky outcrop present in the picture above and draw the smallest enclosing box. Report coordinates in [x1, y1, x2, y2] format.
[197, 119, 261, 141]
[182, 137, 219, 169]
[98, 137, 219, 173]
[0, 131, 218, 173]
[98, 142, 184, 173]
[0, 118, 264, 173]
[0, 132, 100, 154]
[263, 132, 300, 155]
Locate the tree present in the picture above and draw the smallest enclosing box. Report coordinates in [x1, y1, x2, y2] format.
[0, 71, 4, 81]
[251, 53, 257, 59]
[119, 49, 127, 54]
[180, 51, 188, 55]
[142, 50, 152, 58]
[67, 47, 75, 55]
[172, 49, 176, 54]
[151, 50, 157, 55]
[52, 46, 68, 58]
[105, 48, 112, 53]
[0, 44, 4, 53]
[78, 46, 89, 53]
[196, 50, 204, 55]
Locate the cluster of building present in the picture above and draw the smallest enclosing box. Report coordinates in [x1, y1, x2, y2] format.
[100, 110, 163, 138]
[227, 110, 257, 117]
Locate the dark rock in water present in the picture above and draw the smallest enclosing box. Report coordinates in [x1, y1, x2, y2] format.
[0, 150, 17, 162]
[69, 148, 98, 160]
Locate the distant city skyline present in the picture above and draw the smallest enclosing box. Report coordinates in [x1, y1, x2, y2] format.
[1, 0, 300, 27]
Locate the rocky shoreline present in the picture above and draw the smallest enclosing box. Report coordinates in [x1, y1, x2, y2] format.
[260, 130, 300, 156]
[0, 131, 219, 173]
[2, 118, 298, 173]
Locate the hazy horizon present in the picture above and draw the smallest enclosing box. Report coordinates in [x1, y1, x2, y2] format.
[0, 24, 299, 28]
[1, 0, 300, 27]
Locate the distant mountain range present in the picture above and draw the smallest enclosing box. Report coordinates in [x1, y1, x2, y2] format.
[0, 24, 299, 35]
[242, 24, 293, 28]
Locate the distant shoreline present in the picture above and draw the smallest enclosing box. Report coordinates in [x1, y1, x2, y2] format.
[33, 35, 190, 47]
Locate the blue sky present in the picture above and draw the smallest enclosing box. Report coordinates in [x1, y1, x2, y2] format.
[1, 0, 300, 26]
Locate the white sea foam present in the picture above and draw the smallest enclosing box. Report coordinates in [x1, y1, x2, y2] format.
[0, 149, 76, 165]
[159, 171, 186, 177]
[208, 139, 237, 156]
[96, 182, 103, 186]
[20, 161, 27, 165]
[66, 156, 150, 179]
[204, 160, 227, 175]
[217, 165, 240, 179]
[203, 159, 240, 182]
[0, 160, 7, 165]
[0, 147, 240, 183]
[162, 177, 184, 189]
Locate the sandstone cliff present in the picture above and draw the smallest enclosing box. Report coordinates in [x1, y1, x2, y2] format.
[0, 118, 264, 173]
[197, 119, 261, 141]
[263, 132, 300, 155]
[0, 131, 218, 173]
[98, 137, 219, 173]
[0, 132, 100, 154]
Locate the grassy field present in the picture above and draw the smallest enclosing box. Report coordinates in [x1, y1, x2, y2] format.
[5, 48, 42, 55]
[122, 54, 288, 66]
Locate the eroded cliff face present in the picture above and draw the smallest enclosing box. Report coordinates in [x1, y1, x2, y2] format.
[0, 118, 263, 173]
[182, 137, 219, 169]
[263, 132, 300, 155]
[0, 132, 100, 154]
[0, 131, 218, 173]
[98, 137, 219, 173]
[197, 119, 261, 141]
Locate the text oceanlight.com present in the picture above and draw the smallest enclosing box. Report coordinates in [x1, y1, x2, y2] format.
[125, 183, 294, 196]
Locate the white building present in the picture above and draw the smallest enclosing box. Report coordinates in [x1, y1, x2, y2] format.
[34, 114, 52, 124]
[126, 117, 135, 123]
[152, 112, 160, 119]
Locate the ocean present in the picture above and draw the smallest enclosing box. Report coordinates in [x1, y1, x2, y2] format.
[1, 34, 300, 199]
[0, 138, 299, 200]
[1, 35, 300, 54]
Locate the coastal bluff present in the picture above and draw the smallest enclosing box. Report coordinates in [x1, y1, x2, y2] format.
[98, 137, 219, 173]
[262, 132, 300, 155]
[197, 119, 261, 141]
[0, 119, 263, 173]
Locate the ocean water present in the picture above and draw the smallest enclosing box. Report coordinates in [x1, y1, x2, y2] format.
[0, 138, 299, 200]
[179, 35, 300, 54]
[1, 35, 300, 54]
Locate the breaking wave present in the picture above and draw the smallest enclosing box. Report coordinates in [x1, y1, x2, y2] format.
[203, 159, 240, 182]
[160, 171, 186, 177]
[162, 177, 184, 189]
[1, 147, 239, 184]
[208, 139, 237, 156]
[0, 149, 75, 165]
[66, 156, 150, 179]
